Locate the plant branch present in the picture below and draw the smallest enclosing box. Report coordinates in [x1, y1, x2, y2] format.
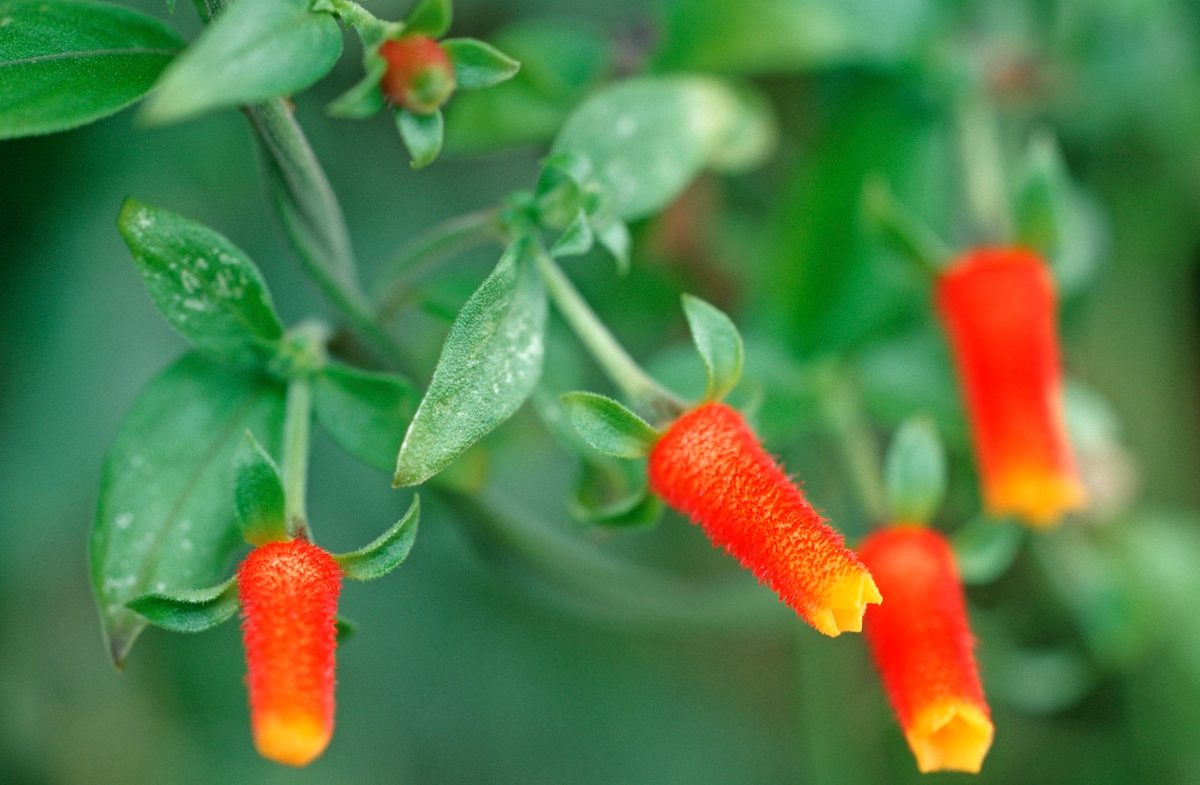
[956, 93, 1014, 244]
[282, 375, 313, 539]
[817, 365, 887, 525]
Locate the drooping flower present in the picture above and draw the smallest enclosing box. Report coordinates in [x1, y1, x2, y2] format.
[379, 35, 457, 115]
[648, 402, 881, 636]
[237, 538, 343, 766]
[859, 526, 993, 773]
[936, 247, 1087, 526]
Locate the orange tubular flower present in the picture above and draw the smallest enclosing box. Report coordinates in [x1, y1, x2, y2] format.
[859, 526, 993, 774]
[237, 539, 343, 767]
[936, 247, 1087, 526]
[648, 402, 881, 636]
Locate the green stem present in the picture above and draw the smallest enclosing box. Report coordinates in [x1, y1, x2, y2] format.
[534, 251, 686, 423]
[374, 209, 503, 320]
[326, 0, 381, 31]
[956, 94, 1014, 244]
[282, 376, 313, 539]
[818, 366, 887, 525]
[863, 176, 952, 275]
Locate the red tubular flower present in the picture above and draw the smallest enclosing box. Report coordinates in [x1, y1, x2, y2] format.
[237, 539, 342, 766]
[648, 402, 881, 636]
[859, 526, 993, 773]
[379, 35, 456, 114]
[936, 247, 1087, 526]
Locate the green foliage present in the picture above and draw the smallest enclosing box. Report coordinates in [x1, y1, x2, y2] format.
[953, 516, 1025, 585]
[396, 107, 444, 168]
[561, 392, 659, 459]
[550, 210, 594, 258]
[140, 0, 343, 124]
[117, 198, 283, 367]
[234, 432, 288, 545]
[394, 238, 547, 487]
[403, 0, 451, 38]
[551, 76, 776, 220]
[882, 417, 946, 524]
[0, 0, 183, 139]
[90, 353, 285, 666]
[571, 464, 664, 528]
[681, 294, 744, 402]
[333, 496, 420, 580]
[312, 363, 419, 473]
[442, 38, 521, 90]
[126, 578, 240, 633]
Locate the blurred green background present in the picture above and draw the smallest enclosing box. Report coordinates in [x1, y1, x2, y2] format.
[3, 0, 1200, 783]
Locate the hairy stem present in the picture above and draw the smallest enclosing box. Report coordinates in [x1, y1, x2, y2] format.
[818, 366, 887, 525]
[957, 95, 1014, 244]
[282, 376, 313, 539]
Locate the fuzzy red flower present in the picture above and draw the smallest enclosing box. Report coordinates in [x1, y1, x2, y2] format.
[648, 402, 880, 636]
[859, 526, 993, 773]
[936, 247, 1087, 526]
[237, 539, 342, 766]
[379, 35, 456, 114]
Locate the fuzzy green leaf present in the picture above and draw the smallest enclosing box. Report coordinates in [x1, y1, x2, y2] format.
[0, 0, 183, 139]
[140, 0, 342, 124]
[394, 239, 547, 487]
[571, 462, 664, 528]
[334, 497, 420, 580]
[328, 56, 387, 119]
[126, 578, 239, 633]
[234, 432, 287, 545]
[403, 0, 451, 37]
[883, 417, 946, 524]
[681, 294, 744, 402]
[90, 353, 286, 666]
[397, 107, 444, 168]
[117, 198, 283, 367]
[551, 76, 775, 220]
[561, 392, 658, 459]
[442, 38, 520, 90]
[551, 210, 594, 257]
[593, 215, 631, 274]
[313, 362, 419, 473]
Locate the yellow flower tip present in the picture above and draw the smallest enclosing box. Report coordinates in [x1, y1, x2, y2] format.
[811, 570, 883, 637]
[254, 711, 332, 767]
[905, 701, 994, 774]
[989, 469, 1089, 528]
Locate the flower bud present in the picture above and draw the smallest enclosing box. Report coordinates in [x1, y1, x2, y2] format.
[648, 402, 880, 636]
[237, 539, 342, 766]
[379, 35, 456, 115]
[859, 526, 993, 773]
[936, 247, 1087, 526]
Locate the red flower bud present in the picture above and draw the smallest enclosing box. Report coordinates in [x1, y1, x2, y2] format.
[648, 402, 881, 636]
[859, 526, 993, 773]
[379, 35, 456, 115]
[936, 247, 1087, 526]
[237, 539, 342, 766]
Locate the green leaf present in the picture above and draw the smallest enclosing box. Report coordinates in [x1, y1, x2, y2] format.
[140, 0, 343, 124]
[681, 294, 744, 402]
[397, 107, 444, 169]
[403, 0, 451, 37]
[117, 198, 283, 367]
[234, 432, 287, 545]
[333, 496, 420, 580]
[312, 362, 419, 473]
[551, 76, 775, 220]
[442, 38, 520, 90]
[882, 417, 946, 523]
[561, 392, 658, 459]
[592, 215, 631, 274]
[862, 176, 949, 274]
[551, 210, 594, 257]
[328, 56, 387, 119]
[394, 238, 547, 487]
[0, 0, 183, 139]
[571, 463, 664, 528]
[126, 578, 239, 633]
[953, 516, 1025, 585]
[335, 615, 357, 643]
[90, 353, 286, 666]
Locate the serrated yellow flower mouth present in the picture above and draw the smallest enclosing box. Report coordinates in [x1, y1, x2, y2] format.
[905, 700, 994, 774]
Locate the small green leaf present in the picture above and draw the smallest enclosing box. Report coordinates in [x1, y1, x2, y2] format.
[571, 463, 664, 528]
[141, 0, 343, 124]
[328, 56, 387, 119]
[234, 432, 287, 545]
[681, 294, 744, 402]
[551, 76, 775, 220]
[883, 417, 946, 524]
[126, 578, 239, 633]
[394, 239, 547, 487]
[397, 107, 444, 168]
[334, 497, 420, 580]
[953, 516, 1025, 585]
[0, 0, 184, 139]
[561, 392, 658, 459]
[551, 210, 594, 257]
[312, 362, 419, 473]
[403, 0, 451, 37]
[442, 38, 520, 90]
[90, 353, 285, 666]
[117, 198, 283, 367]
[593, 215, 631, 274]
[336, 615, 357, 643]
